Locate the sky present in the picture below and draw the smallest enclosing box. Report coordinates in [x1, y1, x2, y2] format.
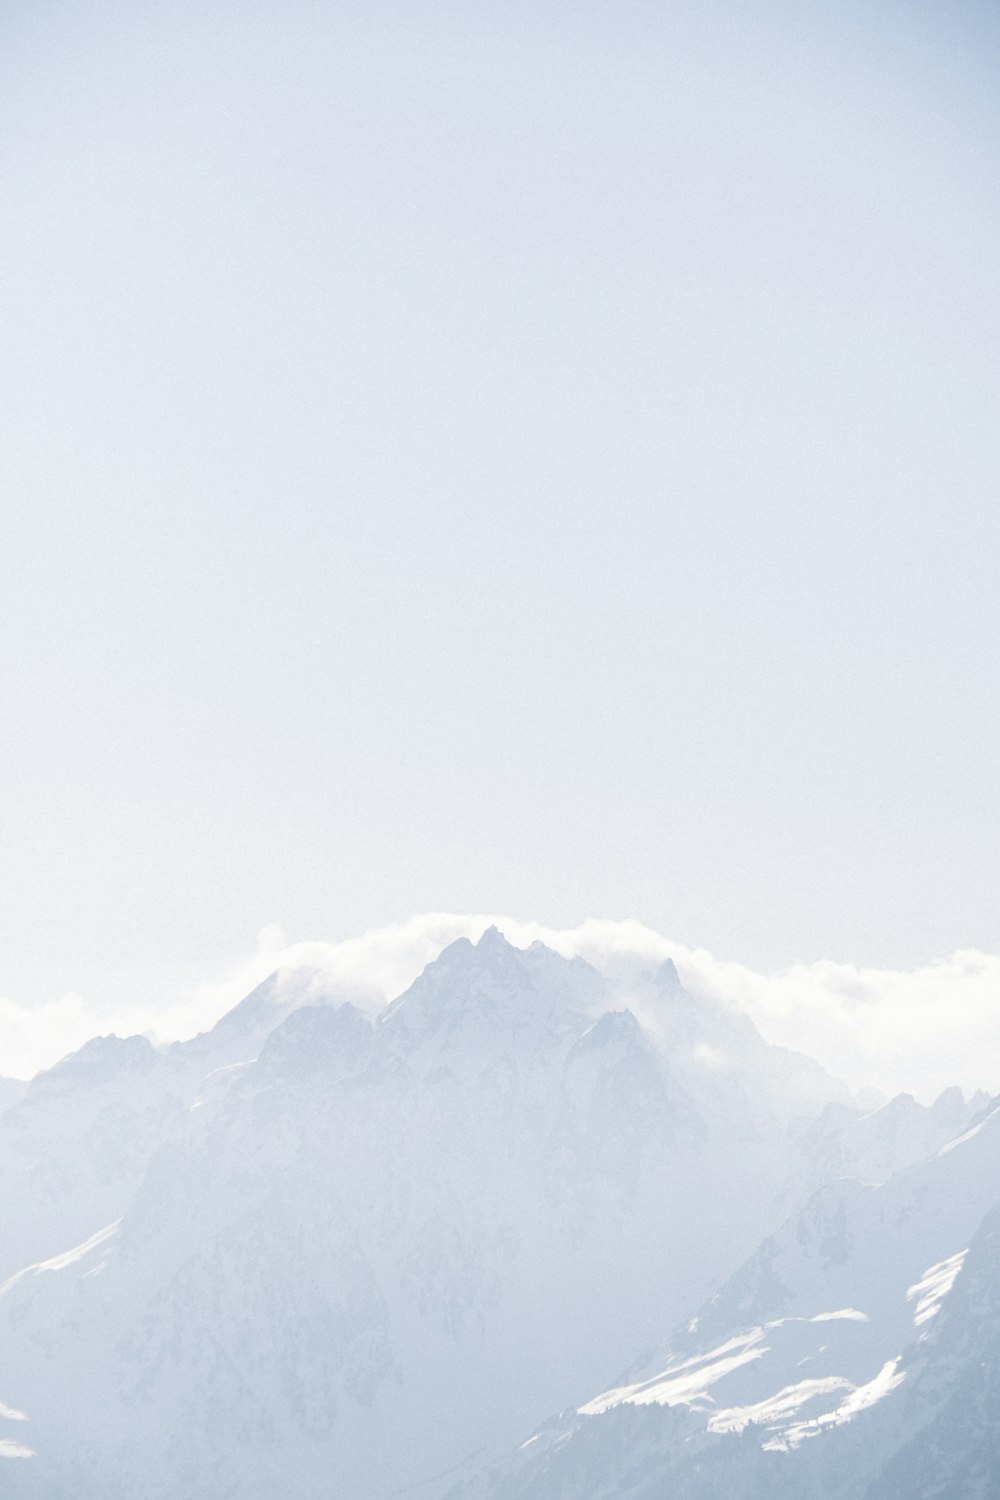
[1, 0, 999, 1053]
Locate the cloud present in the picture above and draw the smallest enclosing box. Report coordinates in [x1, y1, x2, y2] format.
[2, 915, 999, 1103]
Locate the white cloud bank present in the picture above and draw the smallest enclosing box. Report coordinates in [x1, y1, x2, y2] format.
[2, 915, 999, 1104]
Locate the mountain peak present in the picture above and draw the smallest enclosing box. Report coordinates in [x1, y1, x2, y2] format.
[566, 1008, 656, 1073]
[477, 925, 508, 950]
[378, 932, 535, 1051]
[376, 931, 600, 1064]
[654, 957, 683, 994]
[30, 1033, 163, 1096]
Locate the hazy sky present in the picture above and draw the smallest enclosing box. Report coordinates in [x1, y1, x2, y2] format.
[2, 0, 999, 1021]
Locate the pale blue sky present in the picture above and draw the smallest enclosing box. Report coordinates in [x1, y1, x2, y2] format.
[2, 0, 999, 1015]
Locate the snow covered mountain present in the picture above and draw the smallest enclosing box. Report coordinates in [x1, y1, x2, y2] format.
[0, 966, 341, 1285]
[456, 1094, 1000, 1500]
[792, 1084, 991, 1196]
[0, 929, 859, 1499]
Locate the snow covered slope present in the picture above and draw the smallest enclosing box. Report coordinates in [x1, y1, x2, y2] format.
[870, 1198, 1000, 1499]
[456, 1098, 1000, 1500]
[0, 930, 853, 1499]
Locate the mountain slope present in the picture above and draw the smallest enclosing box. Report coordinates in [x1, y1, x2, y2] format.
[456, 1098, 1000, 1500]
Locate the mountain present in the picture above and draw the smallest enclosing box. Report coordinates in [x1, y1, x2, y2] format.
[456, 1096, 1000, 1500]
[791, 1085, 991, 1197]
[0, 965, 345, 1284]
[0, 929, 853, 1499]
[613, 958, 855, 1131]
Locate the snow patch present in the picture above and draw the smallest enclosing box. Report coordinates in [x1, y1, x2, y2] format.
[0, 1440, 33, 1459]
[809, 1308, 869, 1323]
[709, 1374, 853, 1435]
[938, 1105, 1000, 1155]
[0, 1220, 120, 1297]
[907, 1250, 967, 1326]
[580, 1329, 769, 1415]
[765, 1358, 906, 1450]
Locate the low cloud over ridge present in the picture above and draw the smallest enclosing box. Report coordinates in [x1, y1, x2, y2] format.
[1, 915, 998, 1103]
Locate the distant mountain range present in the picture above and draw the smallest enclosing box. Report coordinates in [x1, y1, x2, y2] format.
[0, 930, 992, 1497]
